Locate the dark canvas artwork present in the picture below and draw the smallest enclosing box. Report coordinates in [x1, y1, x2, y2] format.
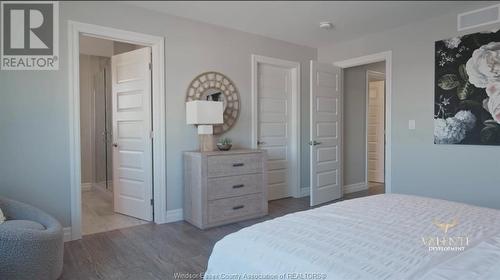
[435, 30, 500, 145]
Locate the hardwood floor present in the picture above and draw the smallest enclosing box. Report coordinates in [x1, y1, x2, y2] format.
[62, 188, 384, 280]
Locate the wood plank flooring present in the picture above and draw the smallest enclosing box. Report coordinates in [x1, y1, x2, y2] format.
[62, 187, 384, 280]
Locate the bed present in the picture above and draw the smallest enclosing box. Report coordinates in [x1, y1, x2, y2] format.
[205, 194, 500, 279]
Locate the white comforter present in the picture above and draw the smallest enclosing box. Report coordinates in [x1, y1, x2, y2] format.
[205, 194, 500, 280]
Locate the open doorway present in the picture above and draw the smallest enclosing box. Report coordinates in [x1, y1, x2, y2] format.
[79, 35, 151, 235]
[342, 61, 386, 197]
[69, 21, 166, 241]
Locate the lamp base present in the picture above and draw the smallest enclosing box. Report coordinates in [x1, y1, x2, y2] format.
[199, 134, 215, 152]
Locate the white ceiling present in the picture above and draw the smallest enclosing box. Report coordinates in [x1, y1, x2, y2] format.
[127, 1, 490, 48]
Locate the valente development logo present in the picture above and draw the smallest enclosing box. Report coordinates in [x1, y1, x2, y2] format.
[1, 1, 59, 70]
[422, 218, 470, 252]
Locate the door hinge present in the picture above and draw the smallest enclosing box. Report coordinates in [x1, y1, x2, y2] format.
[148, 63, 152, 70]
[149, 130, 154, 139]
[150, 198, 154, 206]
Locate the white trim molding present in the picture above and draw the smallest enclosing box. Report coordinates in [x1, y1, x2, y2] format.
[343, 182, 368, 194]
[251, 54, 301, 198]
[334, 51, 392, 194]
[457, 4, 500, 32]
[68, 21, 167, 241]
[166, 208, 184, 223]
[63, 227, 72, 242]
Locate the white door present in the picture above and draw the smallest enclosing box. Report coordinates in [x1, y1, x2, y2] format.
[111, 47, 153, 221]
[310, 61, 342, 206]
[367, 80, 385, 183]
[257, 64, 292, 200]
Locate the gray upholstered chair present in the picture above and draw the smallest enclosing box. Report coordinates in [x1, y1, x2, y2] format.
[0, 196, 63, 280]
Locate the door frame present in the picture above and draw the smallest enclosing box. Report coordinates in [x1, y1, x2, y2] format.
[251, 54, 301, 198]
[334, 51, 392, 193]
[68, 21, 166, 240]
[366, 70, 385, 185]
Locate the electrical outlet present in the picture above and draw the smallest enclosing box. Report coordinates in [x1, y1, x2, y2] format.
[409, 120, 416, 130]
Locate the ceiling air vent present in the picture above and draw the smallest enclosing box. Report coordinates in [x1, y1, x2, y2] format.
[458, 4, 500, 31]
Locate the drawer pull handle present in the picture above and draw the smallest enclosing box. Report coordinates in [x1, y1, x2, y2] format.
[233, 184, 245, 189]
[232, 205, 245, 210]
[232, 163, 244, 167]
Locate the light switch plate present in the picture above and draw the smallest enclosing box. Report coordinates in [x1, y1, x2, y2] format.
[409, 120, 416, 130]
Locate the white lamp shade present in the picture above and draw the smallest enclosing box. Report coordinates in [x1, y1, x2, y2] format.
[186, 100, 224, 125]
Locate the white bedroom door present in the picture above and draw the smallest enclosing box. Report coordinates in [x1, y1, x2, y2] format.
[111, 47, 153, 221]
[310, 61, 343, 206]
[367, 80, 385, 183]
[257, 63, 293, 200]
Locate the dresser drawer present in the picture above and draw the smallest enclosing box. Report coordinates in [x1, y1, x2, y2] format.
[208, 194, 263, 224]
[207, 153, 262, 177]
[207, 174, 263, 200]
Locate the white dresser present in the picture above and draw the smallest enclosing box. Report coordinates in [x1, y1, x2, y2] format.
[183, 149, 268, 229]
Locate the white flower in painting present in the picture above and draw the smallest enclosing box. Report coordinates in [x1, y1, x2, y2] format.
[466, 42, 500, 93]
[438, 50, 456, 66]
[455, 110, 477, 130]
[485, 92, 500, 124]
[443, 36, 461, 49]
[434, 118, 466, 144]
[434, 110, 476, 144]
[441, 97, 451, 106]
[484, 82, 500, 96]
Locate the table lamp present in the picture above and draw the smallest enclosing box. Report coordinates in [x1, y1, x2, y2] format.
[186, 100, 224, 152]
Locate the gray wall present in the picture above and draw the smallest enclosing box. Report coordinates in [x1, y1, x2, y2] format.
[343, 62, 385, 186]
[113, 42, 142, 55]
[319, 3, 500, 209]
[0, 1, 316, 226]
[80, 36, 114, 57]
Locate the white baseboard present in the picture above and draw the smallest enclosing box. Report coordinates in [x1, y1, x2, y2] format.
[343, 182, 368, 194]
[165, 208, 183, 223]
[63, 227, 72, 242]
[297, 184, 368, 196]
[81, 183, 92, 192]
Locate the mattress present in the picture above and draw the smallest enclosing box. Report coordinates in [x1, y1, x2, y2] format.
[205, 194, 500, 280]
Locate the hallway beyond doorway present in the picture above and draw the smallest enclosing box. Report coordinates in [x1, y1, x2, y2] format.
[82, 190, 148, 235]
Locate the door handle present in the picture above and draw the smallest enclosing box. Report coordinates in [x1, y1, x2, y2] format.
[113, 143, 118, 148]
[309, 140, 322, 146]
[257, 140, 266, 145]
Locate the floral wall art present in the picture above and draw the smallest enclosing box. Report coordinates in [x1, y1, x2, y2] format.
[435, 30, 500, 145]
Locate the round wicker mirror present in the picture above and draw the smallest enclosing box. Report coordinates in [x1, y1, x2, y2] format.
[186, 72, 240, 134]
